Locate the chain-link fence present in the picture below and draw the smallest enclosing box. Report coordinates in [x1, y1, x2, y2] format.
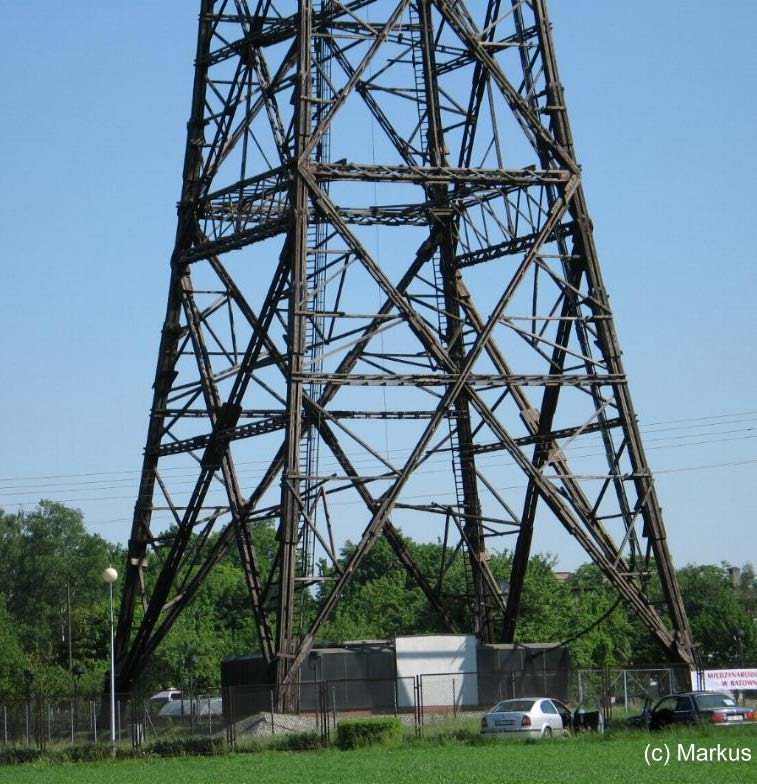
[0, 696, 130, 748]
[0, 665, 696, 749]
[223, 677, 420, 747]
[0, 691, 227, 749]
[576, 666, 692, 722]
[416, 668, 572, 733]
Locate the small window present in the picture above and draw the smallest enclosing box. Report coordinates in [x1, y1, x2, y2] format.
[540, 700, 558, 714]
[674, 696, 693, 712]
[491, 699, 535, 713]
[695, 693, 736, 710]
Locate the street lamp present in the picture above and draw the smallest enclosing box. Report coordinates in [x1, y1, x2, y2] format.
[102, 567, 118, 755]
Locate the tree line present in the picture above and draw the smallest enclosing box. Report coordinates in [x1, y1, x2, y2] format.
[0, 501, 754, 701]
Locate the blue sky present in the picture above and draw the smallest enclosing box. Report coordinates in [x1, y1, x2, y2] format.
[1, 1, 755, 570]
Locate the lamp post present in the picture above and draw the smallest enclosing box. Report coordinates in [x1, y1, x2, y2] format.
[102, 567, 118, 755]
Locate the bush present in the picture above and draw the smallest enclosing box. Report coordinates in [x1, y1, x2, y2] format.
[67, 743, 114, 763]
[149, 736, 226, 757]
[234, 736, 269, 754]
[0, 746, 43, 766]
[273, 731, 323, 751]
[336, 718, 402, 750]
[0, 743, 142, 767]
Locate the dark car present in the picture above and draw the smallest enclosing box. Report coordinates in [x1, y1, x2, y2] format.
[630, 691, 756, 730]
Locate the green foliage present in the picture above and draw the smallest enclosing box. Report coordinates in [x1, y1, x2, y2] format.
[0, 597, 26, 698]
[676, 564, 757, 665]
[149, 736, 227, 757]
[565, 565, 633, 667]
[511, 554, 570, 642]
[336, 718, 402, 750]
[272, 731, 323, 751]
[3, 500, 757, 703]
[0, 501, 120, 689]
[60, 743, 115, 763]
[0, 746, 43, 766]
[0, 743, 143, 767]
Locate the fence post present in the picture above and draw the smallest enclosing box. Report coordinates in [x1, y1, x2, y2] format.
[417, 675, 425, 735]
[318, 683, 323, 744]
[413, 676, 421, 738]
[3, 704, 7, 745]
[270, 691, 276, 736]
[318, 681, 329, 746]
[452, 677, 457, 719]
[130, 698, 144, 750]
[623, 670, 628, 712]
[578, 671, 583, 704]
[92, 700, 98, 742]
[224, 687, 235, 750]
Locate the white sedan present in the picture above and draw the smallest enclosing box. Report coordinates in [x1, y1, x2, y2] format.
[480, 698, 571, 739]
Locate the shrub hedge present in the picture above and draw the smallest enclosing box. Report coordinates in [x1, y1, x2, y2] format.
[0, 742, 124, 765]
[0, 746, 43, 766]
[273, 731, 323, 751]
[149, 736, 226, 757]
[336, 718, 402, 750]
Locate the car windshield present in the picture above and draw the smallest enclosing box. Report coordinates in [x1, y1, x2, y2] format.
[695, 693, 736, 709]
[491, 699, 535, 713]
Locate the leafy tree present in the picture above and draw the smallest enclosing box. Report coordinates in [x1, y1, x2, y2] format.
[676, 564, 757, 666]
[0, 596, 26, 699]
[322, 571, 428, 641]
[4, 500, 757, 701]
[0, 501, 118, 664]
[565, 565, 633, 667]
[510, 553, 570, 643]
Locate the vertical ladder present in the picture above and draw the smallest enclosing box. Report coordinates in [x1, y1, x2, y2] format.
[298, 2, 332, 629]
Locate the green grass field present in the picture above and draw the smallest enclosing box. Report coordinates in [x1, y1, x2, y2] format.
[1, 727, 756, 784]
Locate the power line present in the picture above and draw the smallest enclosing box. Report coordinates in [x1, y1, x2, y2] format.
[22, 455, 757, 526]
[2, 412, 756, 497]
[1, 431, 755, 505]
[1, 407, 755, 486]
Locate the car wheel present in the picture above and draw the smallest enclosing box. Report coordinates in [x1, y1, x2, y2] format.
[542, 726, 552, 739]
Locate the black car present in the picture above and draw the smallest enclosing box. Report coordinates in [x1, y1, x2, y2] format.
[630, 691, 756, 730]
